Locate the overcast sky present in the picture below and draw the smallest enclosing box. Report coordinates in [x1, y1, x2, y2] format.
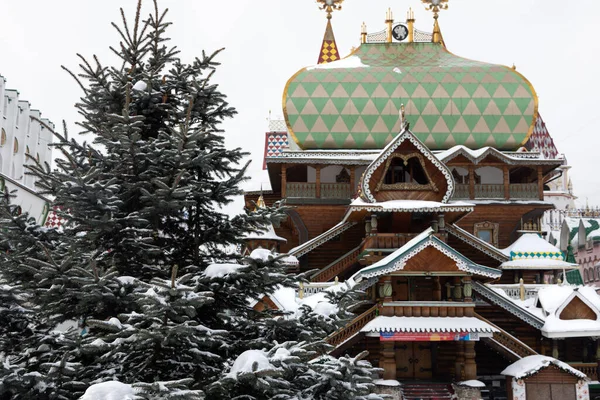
[1, 0, 598, 210]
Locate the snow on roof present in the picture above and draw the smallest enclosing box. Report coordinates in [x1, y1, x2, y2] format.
[361, 316, 498, 334]
[80, 381, 136, 400]
[435, 145, 561, 164]
[242, 169, 272, 194]
[501, 233, 564, 259]
[307, 55, 369, 70]
[249, 248, 298, 266]
[203, 263, 248, 279]
[543, 314, 600, 337]
[456, 380, 486, 388]
[244, 223, 286, 242]
[267, 149, 379, 164]
[227, 350, 276, 378]
[501, 355, 587, 379]
[500, 258, 578, 270]
[537, 285, 574, 314]
[349, 198, 474, 212]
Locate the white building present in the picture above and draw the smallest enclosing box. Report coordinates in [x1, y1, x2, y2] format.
[0, 75, 53, 224]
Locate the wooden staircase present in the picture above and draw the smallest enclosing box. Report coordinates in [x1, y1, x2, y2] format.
[311, 245, 360, 282]
[400, 383, 454, 400]
[475, 313, 537, 360]
[326, 304, 380, 348]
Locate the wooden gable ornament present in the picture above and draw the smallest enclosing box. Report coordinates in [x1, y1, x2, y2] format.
[358, 127, 454, 203]
[556, 290, 600, 321]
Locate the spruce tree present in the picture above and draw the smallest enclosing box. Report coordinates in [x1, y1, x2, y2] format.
[0, 1, 383, 398]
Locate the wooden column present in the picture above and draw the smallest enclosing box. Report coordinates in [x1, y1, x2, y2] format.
[537, 166, 544, 200]
[595, 340, 600, 375]
[455, 342, 465, 380]
[503, 166, 510, 200]
[464, 341, 477, 380]
[350, 166, 356, 196]
[453, 276, 463, 301]
[381, 276, 393, 316]
[381, 342, 396, 380]
[468, 166, 475, 199]
[315, 165, 321, 198]
[281, 164, 287, 198]
[463, 276, 472, 303]
[552, 339, 559, 359]
[433, 276, 442, 301]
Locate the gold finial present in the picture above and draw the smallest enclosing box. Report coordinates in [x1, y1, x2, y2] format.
[361, 22, 367, 44]
[421, 0, 449, 18]
[385, 8, 394, 43]
[317, 0, 344, 20]
[407, 7, 415, 43]
[255, 194, 266, 211]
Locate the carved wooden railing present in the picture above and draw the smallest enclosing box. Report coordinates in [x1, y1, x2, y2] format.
[383, 301, 475, 318]
[327, 304, 380, 347]
[452, 184, 470, 200]
[491, 284, 546, 301]
[475, 313, 537, 359]
[510, 183, 539, 199]
[299, 282, 337, 297]
[568, 363, 598, 381]
[312, 245, 360, 282]
[321, 183, 352, 199]
[474, 184, 504, 199]
[362, 233, 418, 251]
[286, 183, 316, 198]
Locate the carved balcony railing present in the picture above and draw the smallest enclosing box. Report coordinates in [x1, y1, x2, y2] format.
[286, 183, 316, 198]
[327, 304, 380, 347]
[362, 233, 419, 251]
[321, 183, 352, 199]
[568, 363, 598, 381]
[476, 313, 537, 359]
[474, 184, 504, 199]
[452, 184, 470, 200]
[509, 183, 539, 199]
[298, 281, 338, 298]
[382, 301, 475, 318]
[491, 284, 547, 301]
[312, 245, 361, 282]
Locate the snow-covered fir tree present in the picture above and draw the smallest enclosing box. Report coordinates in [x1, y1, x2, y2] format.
[0, 1, 381, 399]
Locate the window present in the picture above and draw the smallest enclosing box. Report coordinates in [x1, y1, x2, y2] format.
[377, 154, 438, 191]
[474, 221, 499, 247]
[0, 128, 5, 146]
[477, 229, 493, 244]
[13, 138, 18, 154]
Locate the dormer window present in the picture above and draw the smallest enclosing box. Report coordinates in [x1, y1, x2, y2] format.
[377, 154, 438, 191]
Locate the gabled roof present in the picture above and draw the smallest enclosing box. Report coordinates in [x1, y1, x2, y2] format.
[501, 355, 587, 380]
[446, 224, 509, 263]
[359, 128, 454, 203]
[352, 228, 501, 282]
[436, 145, 563, 165]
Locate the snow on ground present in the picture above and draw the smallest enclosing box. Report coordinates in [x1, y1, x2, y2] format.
[374, 379, 401, 387]
[501, 355, 587, 379]
[80, 381, 137, 400]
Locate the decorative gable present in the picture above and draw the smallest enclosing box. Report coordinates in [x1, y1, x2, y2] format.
[557, 291, 600, 321]
[358, 128, 454, 203]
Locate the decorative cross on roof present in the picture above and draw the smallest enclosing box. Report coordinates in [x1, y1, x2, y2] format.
[317, 0, 344, 19]
[421, 0, 449, 18]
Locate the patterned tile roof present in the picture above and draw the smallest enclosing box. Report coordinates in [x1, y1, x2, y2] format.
[284, 42, 538, 151]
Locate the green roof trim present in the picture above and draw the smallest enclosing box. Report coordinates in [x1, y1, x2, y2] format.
[284, 42, 538, 150]
[565, 269, 583, 286]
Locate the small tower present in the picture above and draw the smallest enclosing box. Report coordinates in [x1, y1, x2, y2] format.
[243, 195, 286, 255]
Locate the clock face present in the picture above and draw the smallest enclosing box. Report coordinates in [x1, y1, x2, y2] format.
[392, 24, 409, 41]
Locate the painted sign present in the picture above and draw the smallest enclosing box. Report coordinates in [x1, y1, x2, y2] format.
[380, 331, 479, 342]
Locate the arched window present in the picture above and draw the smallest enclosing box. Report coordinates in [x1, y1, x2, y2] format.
[377, 154, 437, 191]
[13, 138, 18, 154]
[584, 269, 589, 283]
[0, 128, 6, 146]
[451, 167, 469, 184]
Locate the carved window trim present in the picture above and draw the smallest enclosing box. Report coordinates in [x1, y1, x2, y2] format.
[375, 153, 438, 192]
[474, 221, 499, 248]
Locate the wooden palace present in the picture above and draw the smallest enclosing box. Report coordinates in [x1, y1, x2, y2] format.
[244, 2, 597, 399]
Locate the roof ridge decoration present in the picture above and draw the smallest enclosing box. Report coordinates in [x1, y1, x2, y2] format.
[354, 230, 501, 281]
[437, 145, 564, 165]
[358, 127, 454, 203]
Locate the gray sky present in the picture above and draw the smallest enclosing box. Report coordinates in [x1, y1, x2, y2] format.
[1, 0, 598, 209]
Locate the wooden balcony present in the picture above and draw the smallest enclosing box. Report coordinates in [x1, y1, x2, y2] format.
[382, 301, 475, 318]
[452, 183, 540, 200]
[362, 233, 419, 250]
[568, 363, 598, 381]
[285, 182, 352, 200]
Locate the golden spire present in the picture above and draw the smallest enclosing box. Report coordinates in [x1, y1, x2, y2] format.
[254, 194, 266, 212]
[316, 0, 343, 64]
[421, 0, 448, 45]
[317, 0, 344, 20]
[407, 7, 415, 43]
